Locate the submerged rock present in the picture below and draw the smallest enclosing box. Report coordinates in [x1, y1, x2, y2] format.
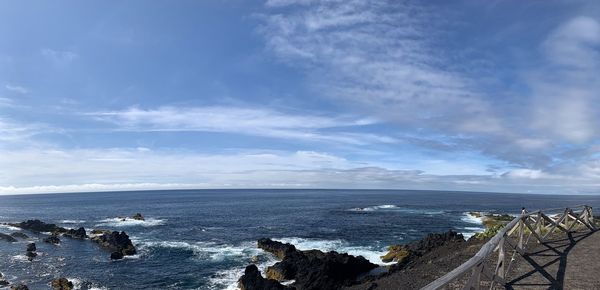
[254, 239, 377, 290]
[44, 235, 61, 245]
[238, 265, 292, 290]
[0, 233, 17, 243]
[132, 213, 145, 221]
[51, 278, 74, 290]
[91, 231, 136, 259]
[10, 232, 29, 239]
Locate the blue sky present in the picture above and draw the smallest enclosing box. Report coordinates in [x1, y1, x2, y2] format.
[2, 0, 600, 194]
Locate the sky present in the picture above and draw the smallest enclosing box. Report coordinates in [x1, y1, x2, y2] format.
[2, 0, 600, 195]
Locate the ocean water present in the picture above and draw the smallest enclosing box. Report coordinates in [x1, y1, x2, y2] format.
[1, 189, 600, 290]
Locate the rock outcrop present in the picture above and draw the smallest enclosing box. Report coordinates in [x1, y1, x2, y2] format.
[44, 235, 61, 244]
[10, 232, 29, 239]
[132, 213, 145, 221]
[0, 272, 9, 286]
[0, 233, 17, 243]
[10, 284, 29, 290]
[9, 220, 65, 234]
[243, 239, 377, 290]
[63, 227, 87, 239]
[383, 230, 465, 271]
[51, 278, 74, 290]
[238, 265, 292, 290]
[91, 231, 136, 259]
[26, 243, 36, 252]
[25, 243, 37, 261]
[258, 238, 296, 259]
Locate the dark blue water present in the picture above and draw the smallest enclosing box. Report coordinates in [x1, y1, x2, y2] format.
[1, 189, 600, 289]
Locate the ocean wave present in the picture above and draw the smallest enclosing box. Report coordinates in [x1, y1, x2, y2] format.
[348, 205, 445, 215]
[207, 253, 279, 290]
[95, 217, 166, 228]
[60, 220, 86, 224]
[459, 212, 485, 239]
[135, 240, 264, 262]
[348, 204, 398, 212]
[64, 277, 108, 290]
[273, 237, 393, 266]
[461, 212, 484, 225]
[0, 224, 20, 231]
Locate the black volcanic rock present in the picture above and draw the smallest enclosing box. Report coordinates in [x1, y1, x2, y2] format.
[63, 227, 87, 239]
[0, 271, 9, 286]
[25, 250, 37, 260]
[91, 231, 136, 259]
[132, 213, 145, 221]
[254, 239, 377, 290]
[10, 232, 29, 239]
[44, 235, 61, 244]
[26, 243, 36, 252]
[258, 238, 296, 259]
[238, 265, 293, 290]
[0, 233, 17, 242]
[51, 278, 74, 290]
[9, 220, 66, 234]
[11, 284, 29, 290]
[110, 251, 124, 260]
[386, 230, 465, 272]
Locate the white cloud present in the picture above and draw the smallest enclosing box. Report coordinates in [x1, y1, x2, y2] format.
[5, 84, 29, 94]
[90, 106, 395, 145]
[259, 0, 501, 135]
[542, 16, 600, 68]
[41, 48, 79, 64]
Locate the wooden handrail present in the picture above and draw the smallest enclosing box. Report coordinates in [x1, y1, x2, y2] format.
[421, 205, 595, 290]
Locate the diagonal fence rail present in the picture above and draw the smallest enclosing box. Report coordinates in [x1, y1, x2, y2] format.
[421, 205, 596, 290]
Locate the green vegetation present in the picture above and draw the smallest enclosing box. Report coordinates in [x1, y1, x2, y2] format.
[380, 245, 410, 263]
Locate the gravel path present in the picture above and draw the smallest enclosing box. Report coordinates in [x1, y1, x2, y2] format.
[506, 230, 600, 289]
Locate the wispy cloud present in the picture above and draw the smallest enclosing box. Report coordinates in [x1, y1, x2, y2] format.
[0, 146, 596, 195]
[41, 48, 79, 64]
[90, 106, 395, 145]
[5, 84, 29, 94]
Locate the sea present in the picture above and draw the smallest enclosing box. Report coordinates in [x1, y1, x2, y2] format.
[1, 189, 600, 290]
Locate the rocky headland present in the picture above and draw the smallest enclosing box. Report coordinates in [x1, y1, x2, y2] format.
[238, 230, 488, 290]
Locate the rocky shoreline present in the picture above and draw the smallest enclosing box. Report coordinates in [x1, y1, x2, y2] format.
[0, 212, 510, 290]
[237, 213, 521, 290]
[0, 214, 141, 289]
[238, 230, 486, 290]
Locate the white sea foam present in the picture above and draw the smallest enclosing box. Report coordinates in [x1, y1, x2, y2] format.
[135, 240, 264, 262]
[348, 204, 398, 212]
[461, 212, 484, 225]
[348, 205, 445, 215]
[0, 224, 20, 231]
[207, 253, 279, 290]
[274, 237, 393, 266]
[460, 212, 485, 239]
[96, 217, 166, 228]
[60, 220, 86, 224]
[206, 237, 394, 289]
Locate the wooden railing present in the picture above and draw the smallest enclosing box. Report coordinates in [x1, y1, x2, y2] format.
[421, 205, 596, 290]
